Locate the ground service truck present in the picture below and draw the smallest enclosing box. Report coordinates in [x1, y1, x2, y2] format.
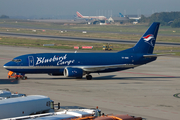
[0, 95, 54, 119]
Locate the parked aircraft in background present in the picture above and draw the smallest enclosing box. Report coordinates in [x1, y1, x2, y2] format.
[4, 22, 161, 80]
[76, 11, 107, 20]
[119, 13, 141, 20]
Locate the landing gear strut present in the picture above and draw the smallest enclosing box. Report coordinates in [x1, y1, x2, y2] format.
[86, 75, 92, 80]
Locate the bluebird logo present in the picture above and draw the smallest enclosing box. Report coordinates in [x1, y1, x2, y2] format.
[143, 34, 155, 47]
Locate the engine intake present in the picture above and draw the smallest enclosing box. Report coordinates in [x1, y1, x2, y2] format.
[64, 67, 83, 78]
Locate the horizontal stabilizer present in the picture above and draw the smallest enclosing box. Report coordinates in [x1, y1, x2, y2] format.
[143, 53, 174, 58]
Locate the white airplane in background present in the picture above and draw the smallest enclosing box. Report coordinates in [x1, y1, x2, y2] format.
[76, 11, 107, 20]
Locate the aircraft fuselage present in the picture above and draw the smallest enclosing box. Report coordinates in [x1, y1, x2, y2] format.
[4, 52, 156, 74]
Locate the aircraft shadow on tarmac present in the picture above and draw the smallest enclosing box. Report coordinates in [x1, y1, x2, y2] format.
[91, 75, 178, 81]
[0, 79, 19, 84]
[23, 75, 178, 81]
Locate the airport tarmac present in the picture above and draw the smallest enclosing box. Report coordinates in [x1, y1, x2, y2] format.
[0, 45, 180, 120]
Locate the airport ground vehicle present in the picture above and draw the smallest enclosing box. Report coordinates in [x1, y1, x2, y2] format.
[0, 89, 26, 99]
[0, 89, 142, 120]
[7, 71, 27, 80]
[103, 44, 113, 51]
[2, 108, 143, 120]
[0, 95, 54, 119]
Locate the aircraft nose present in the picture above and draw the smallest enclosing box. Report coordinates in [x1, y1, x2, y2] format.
[3, 62, 13, 69]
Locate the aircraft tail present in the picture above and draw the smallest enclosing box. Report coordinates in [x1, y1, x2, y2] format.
[119, 13, 124, 17]
[120, 22, 160, 54]
[76, 11, 83, 18]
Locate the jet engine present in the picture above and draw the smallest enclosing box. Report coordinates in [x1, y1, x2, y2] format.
[64, 67, 83, 78]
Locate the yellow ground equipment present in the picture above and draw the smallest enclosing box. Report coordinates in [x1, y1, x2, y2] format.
[103, 44, 113, 51]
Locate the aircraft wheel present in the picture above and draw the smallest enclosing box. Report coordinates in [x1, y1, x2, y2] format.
[22, 76, 26, 80]
[8, 76, 10, 79]
[22, 76, 27, 80]
[86, 75, 92, 80]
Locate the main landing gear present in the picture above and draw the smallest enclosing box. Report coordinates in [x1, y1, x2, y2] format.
[86, 74, 92, 80]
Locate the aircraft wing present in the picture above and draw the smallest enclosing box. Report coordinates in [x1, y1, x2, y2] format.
[77, 64, 138, 72]
[143, 53, 174, 58]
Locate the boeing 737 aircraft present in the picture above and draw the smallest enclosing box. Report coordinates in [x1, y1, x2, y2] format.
[76, 11, 107, 20]
[4, 22, 160, 80]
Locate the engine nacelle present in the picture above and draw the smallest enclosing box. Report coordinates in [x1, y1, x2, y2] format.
[64, 67, 83, 78]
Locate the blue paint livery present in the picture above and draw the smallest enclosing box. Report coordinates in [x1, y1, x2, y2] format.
[4, 22, 160, 80]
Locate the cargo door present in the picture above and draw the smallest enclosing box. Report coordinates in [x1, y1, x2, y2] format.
[28, 56, 34, 66]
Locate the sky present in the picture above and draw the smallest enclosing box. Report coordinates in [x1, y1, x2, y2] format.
[0, 0, 180, 19]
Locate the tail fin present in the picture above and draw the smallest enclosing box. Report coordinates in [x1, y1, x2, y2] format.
[120, 22, 160, 54]
[119, 13, 124, 17]
[76, 11, 83, 18]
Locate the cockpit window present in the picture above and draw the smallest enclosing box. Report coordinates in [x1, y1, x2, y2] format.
[12, 59, 22, 62]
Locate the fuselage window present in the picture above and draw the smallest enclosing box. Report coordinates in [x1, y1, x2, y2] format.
[12, 59, 22, 62]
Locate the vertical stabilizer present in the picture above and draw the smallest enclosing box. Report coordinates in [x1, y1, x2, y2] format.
[134, 22, 160, 54]
[119, 13, 124, 17]
[121, 22, 160, 54]
[76, 11, 83, 18]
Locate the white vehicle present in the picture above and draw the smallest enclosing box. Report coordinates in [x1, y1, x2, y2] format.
[0, 90, 11, 98]
[2, 108, 101, 120]
[0, 95, 54, 119]
[0, 90, 26, 99]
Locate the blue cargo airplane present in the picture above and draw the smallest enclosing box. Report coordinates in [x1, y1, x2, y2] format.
[4, 22, 161, 80]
